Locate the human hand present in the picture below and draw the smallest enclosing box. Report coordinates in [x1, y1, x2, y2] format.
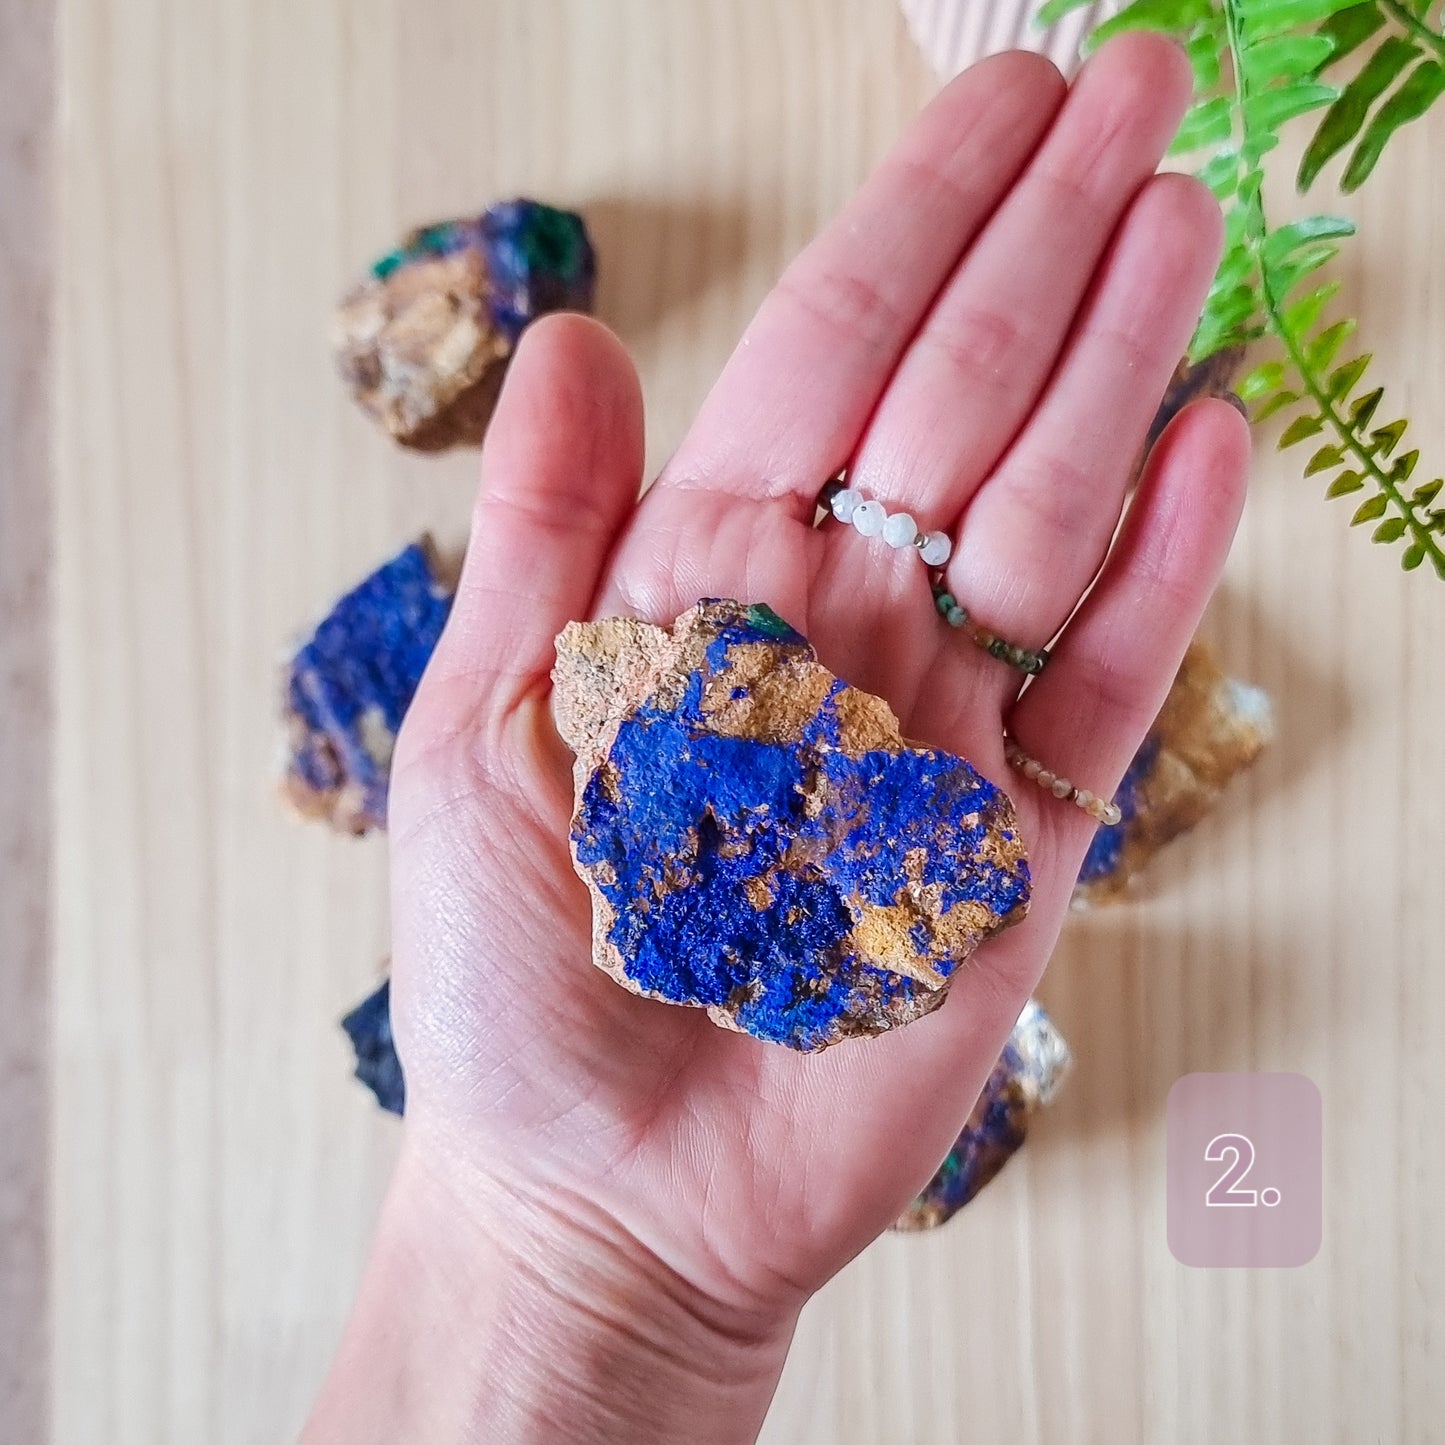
[307, 35, 1249, 1445]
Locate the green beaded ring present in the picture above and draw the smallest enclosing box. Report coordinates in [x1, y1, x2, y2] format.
[932, 583, 1049, 676]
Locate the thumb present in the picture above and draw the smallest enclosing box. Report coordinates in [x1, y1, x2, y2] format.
[400, 313, 646, 764]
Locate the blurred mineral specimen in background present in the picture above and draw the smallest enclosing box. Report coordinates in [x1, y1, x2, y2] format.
[281, 537, 456, 835]
[1144, 349, 1245, 457]
[1074, 640, 1274, 906]
[894, 998, 1072, 1229]
[341, 978, 405, 1115]
[333, 198, 596, 450]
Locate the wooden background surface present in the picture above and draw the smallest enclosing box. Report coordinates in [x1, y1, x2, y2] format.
[8, 0, 1442, 1438]
[1, 0, 53, 1438]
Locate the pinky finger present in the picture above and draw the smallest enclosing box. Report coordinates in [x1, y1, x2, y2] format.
[1007, 398, 1251, 839]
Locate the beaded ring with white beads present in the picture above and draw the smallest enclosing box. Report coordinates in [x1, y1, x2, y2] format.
[823, 481, 955, 567]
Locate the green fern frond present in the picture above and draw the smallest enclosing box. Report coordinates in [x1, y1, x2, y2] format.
[1242, 326, 1445, 575]
[1114, 0, 1359, 357]
[1218, 0, 1445, 574]
[1038, 0, 1445, 574]
[1299, 0, 1445, 189]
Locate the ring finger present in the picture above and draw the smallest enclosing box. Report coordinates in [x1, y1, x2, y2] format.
[940, 168, 1225, 700]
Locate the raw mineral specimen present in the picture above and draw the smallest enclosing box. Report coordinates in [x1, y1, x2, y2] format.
[1074, 640, 1273, 906]
[282, 537, 456, 835]
[894, 998, 1072, 1230]
[1144, 347, 1245, 457]
[341, 978, 405, 1115]
[334, 198, 597, 450]
[552, 599, 1032, 1051]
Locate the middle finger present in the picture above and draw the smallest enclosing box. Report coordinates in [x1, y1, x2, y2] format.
[841, 33, 1193, 531]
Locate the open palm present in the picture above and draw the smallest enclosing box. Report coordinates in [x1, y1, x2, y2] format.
[387, 36, 1249, 1336]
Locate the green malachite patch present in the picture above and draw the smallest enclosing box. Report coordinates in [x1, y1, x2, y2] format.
[414, 223, 454, 252]
[370, 248, 406, 281]
[518, 206, 587, 275]
[743, 603, 794, 638]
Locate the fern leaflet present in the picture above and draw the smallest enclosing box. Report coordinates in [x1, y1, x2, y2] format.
[1037, 0, 1445, 575]
[1300, 0, 1445, 190]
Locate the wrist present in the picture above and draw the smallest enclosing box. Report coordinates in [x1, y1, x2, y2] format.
[304, 1132, 797, 1445]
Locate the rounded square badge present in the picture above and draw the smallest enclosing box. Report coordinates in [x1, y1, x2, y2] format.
[1166, 1072, 1322, 1268]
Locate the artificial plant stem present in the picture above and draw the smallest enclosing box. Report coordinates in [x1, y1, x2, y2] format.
[1219, 0, 1264, 232]
[1264, 282, 1445, 569]
[1378, 0, 1445, 64]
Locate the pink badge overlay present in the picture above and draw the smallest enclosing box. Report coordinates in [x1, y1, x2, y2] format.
[1167, 1072, 1322, 1268]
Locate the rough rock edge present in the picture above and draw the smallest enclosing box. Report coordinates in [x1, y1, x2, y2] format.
[892, 997, 1072, 1230]
[553, 602, 1031, 1047]
[279, 534, 460, 834]
[1072, 638, 1274, 907]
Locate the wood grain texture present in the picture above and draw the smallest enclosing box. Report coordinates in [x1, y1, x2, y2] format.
[898, 0, 1118, 79]
[47, 0, 1445, 1441]
[0, 0, 54, 1438]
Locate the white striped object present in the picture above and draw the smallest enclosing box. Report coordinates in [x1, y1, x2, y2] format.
[899, 0, 1121, 80]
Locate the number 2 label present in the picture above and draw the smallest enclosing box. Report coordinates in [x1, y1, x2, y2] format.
[1204, 1133, 1281, 1208]
[1167, 1074, 1319, 1265]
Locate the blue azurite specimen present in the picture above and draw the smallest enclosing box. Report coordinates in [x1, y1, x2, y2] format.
[367, 201, 596, 343]
[471, 199, 597, 344]
[894, 998, 1072, 1230]
[552, 600, 1032, 1051]
[1073, 640, 1272, 905]
[335, 198, 597, 449]
[282, 538, 455, 834]
[340, 978, 405, 1115]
